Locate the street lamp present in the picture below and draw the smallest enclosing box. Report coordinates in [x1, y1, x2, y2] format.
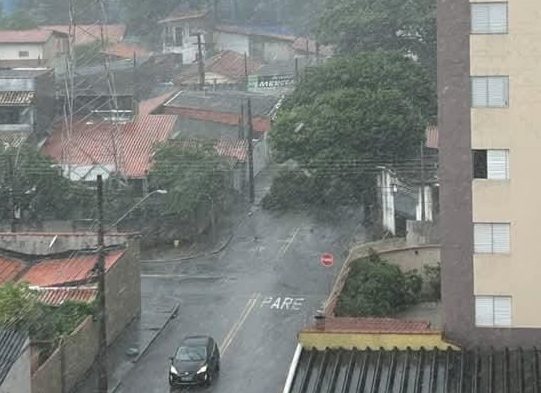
[94, 181, 166, 393]
[109, 189, 167, 229]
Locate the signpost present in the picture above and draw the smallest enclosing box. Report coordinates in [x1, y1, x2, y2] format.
[320, 253, 334, 268]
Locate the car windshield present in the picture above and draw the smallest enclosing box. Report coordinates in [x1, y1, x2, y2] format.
[175, 345, 206, 362]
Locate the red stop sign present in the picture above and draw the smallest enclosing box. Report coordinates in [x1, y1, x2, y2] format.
[320, 253, 334, 267]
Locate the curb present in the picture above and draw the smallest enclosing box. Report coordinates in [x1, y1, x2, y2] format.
[141, 231, 235, 263]
[110, 302, 180, 393]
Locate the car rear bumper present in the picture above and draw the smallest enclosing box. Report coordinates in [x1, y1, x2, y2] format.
[169, 372, 207, 386]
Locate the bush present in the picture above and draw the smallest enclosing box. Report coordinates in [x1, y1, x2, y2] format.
[261, 170, 314, 211]
[335, 251, 422, 317]
[422, 263, 441, 301]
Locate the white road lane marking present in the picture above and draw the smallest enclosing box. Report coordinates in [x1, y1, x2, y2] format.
[277, 227, 301, 258]
[220, 292, 260, 355]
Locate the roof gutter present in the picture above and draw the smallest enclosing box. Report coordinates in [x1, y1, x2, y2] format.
[282, 343, 302, 393]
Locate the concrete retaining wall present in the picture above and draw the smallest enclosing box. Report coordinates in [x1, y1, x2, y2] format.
[31, 347, 62, 393]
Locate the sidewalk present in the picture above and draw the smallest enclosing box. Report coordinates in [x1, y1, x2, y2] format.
[74, 300, 179, 393]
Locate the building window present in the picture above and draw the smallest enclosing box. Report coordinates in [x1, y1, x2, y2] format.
[471, 3, 508, 34]
[474, 223, 510, 254]
[174, 27, 183, 47]
[18, 51, 29, 58]
[471, 76, 509, 107]
[473, 149, 509, 179]
[475, 296, 512, 327]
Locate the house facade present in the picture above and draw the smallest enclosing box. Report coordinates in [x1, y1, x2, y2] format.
[159, 7, 210, 64]
[0, 30, 68, 73]
[438, 0, 541, 347]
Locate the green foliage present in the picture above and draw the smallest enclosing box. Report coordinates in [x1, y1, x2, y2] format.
[148, 140, 230, 219]
[0, 10, 37, 30]
[0, 283, 93, 347]
[335, 253, 422, 317]
[0, 146, 93, 223]
[422, 263, 441, 301]
[268, 52, 434, 210]
[316, 0, 436, 76]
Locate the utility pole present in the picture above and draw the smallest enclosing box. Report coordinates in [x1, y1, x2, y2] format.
[238, 102, 245, 139]
[192, 32, 205, 89]
[7, 154, 14, 232]
[246, 99, 255, 203]
[244, 52, 248, 91]
[96, 174, 108, 393]
[420, 142, 426, 221]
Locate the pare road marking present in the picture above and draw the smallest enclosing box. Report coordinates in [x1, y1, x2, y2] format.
[260, 296, 305, 311]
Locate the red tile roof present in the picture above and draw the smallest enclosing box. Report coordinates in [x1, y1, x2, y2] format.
[0, 91, 34, 106]
[0, 256, 25, 285]
[175, 51, 262, 85]
[426, 125, 438, 149]
[103, 42, 150, 60]
[41, 24, 126, 46]
[20, 249, 125, 287]
[215, 138, 248, 162]
[0, 29, 53, 44]
[138, 91, 177, 115]
[41, 114, 178, 179]
[306, 317, 432, 334]
[33, 286, 97, 306]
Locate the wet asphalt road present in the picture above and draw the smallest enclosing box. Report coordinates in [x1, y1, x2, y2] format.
[117, 205, 364, 393]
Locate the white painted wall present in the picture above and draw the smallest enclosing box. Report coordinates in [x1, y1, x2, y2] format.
[415, 185, 433, 221]
[263, 41, 294, 63]
[162, 22, 205, 64]
[0, 339, 31, 393]
[377, 168, 396, 234]
[215, 32, 249, 55]
[0, 43, 44, 60]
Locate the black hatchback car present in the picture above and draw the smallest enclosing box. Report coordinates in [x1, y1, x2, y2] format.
[169, 336, 220, 389]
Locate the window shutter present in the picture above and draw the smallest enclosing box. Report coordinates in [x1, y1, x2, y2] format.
[487, 150, 509, 179]
[471, 4, 490, 33]
[472, 77, 488, 107]
[492, 223, 510, 253]
[475, 296, 494, 327]
[489, 3, 508, 34]
[474, 223, 493, 253]
[487, 77, 508, 107]
[494, 297, 512, 326]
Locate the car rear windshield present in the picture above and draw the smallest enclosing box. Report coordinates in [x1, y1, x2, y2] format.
[175, 345, 206, 362]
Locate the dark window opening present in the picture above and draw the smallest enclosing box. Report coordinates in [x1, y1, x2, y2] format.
[473, 149, 487, 178]
[0, 107, 22, 124]
[18, 51, 29, 58]
[174, 27, 183, 47]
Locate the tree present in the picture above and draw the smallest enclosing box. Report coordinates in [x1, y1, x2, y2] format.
[335, 252, 422, 317]
[148, 140, 230, 221]
[316, 0, 436, 76]
[0, 10, 37, 30]
[0, 146, 92, 224]
[265, 51, 435, 209]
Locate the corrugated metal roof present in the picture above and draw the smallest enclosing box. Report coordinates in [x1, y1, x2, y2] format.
[290, 347, 541, 393]
[41, 114, 178, 179]
[0, 255, 25, 284]
[215, 24, 297, 42]
[0, 91, 34, 106]
[33, 286, 97, 306]
[164, 90, 279, 117]
[0, 29, 53, 43]
[19, 249, 125, 287]
[0, 330, 27, 385]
